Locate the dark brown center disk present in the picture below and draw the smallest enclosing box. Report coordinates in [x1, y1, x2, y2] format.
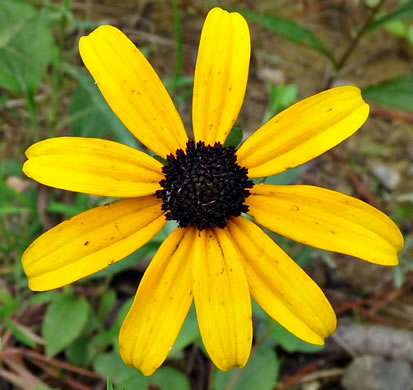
[156, 140, 253, 230]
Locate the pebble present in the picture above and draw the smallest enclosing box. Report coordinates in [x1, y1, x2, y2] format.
[341, 355, 413, 390]
[370, 163, 401, 190]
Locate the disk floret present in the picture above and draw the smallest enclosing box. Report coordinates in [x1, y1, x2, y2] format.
[156, 140, 253, 230]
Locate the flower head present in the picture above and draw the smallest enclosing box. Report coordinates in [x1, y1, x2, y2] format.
[22, 7, 404, 376]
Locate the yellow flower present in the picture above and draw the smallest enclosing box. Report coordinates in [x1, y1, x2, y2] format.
[22, 7, 403, 376]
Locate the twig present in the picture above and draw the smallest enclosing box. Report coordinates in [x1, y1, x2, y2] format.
[331, 149, 379, 208]
[324, 0, 387, 88]
[336, 0, 386, 70]
[298, 367, 345, 384]
[276, 362, 319, 390]
[0, 348, 103, 379]
[371, 107, 413, 124]
[4, 356, 47, 388]
[0, 368, 26, 389]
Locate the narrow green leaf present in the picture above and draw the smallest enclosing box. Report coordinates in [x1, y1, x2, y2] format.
[234, 8, 334, 62]
[107, 378, 114, 390]
[393, 265, 404, 288]
[0, 206, 32, 216]
[367, 0, 413, 32]
[362, 75, 413, 112]
[214, 343, 279, 390]
[6, 318, 36, 348]
[224, 125, 243, 148]
[34, 387, 56, 390]
[42, 293, 89, 357]
[46, 201, 87, 218]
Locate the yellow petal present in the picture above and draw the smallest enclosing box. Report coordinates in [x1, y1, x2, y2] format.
[23, 196, 165, 290]
[237, 86, 369, 177]
[119, 227, 195, 376]
[227, 217, 336, 344]
[193, 228, 252, 371]
[192, 8, 250, 146]
[247, 184, 403, 265]
[23, 137, 163, 197]
[79, 25, 188, 158]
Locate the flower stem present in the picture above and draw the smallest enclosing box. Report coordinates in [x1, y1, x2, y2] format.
[171, 0, 183, 93]
[336, 0, 386, 70]
[47, 0, 71, 138]
[324, 0, 386, 89]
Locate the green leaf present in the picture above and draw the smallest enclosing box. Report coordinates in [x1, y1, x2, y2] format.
[234, 8, 334, 62]
[0, 158, 23, 179]
[294, 245, 312, 267]
[66, 335, 89, 366]
[252, 299, 270, 321]
[87, 240, 161, 279]
[169, 305, 200, 357]
[271, 321, 324, 353]
[362, 75, 413, 112]
[407, 26, 413, 44]
[93, 351, 137, 383]
[68, 70, 140, 148]
[0, 2, 55, 94]
[0, 291, 19, 319]
[383, 19, 408, 38]
[117, 366, 190, 390]
[224, 125, 243, 147]
[98, 290, 117, 320]
[163, 75, 194, 90]
[0, 1, 35, 48]
[214, 343, 279, 390]
[265, 165, 304, 185]
[87, 327, 118, 361]
[367, 0, 413, 32]
[114, 298, 133, 329]
[263, 84, 297, 123]
[42, 293, 89, 357]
